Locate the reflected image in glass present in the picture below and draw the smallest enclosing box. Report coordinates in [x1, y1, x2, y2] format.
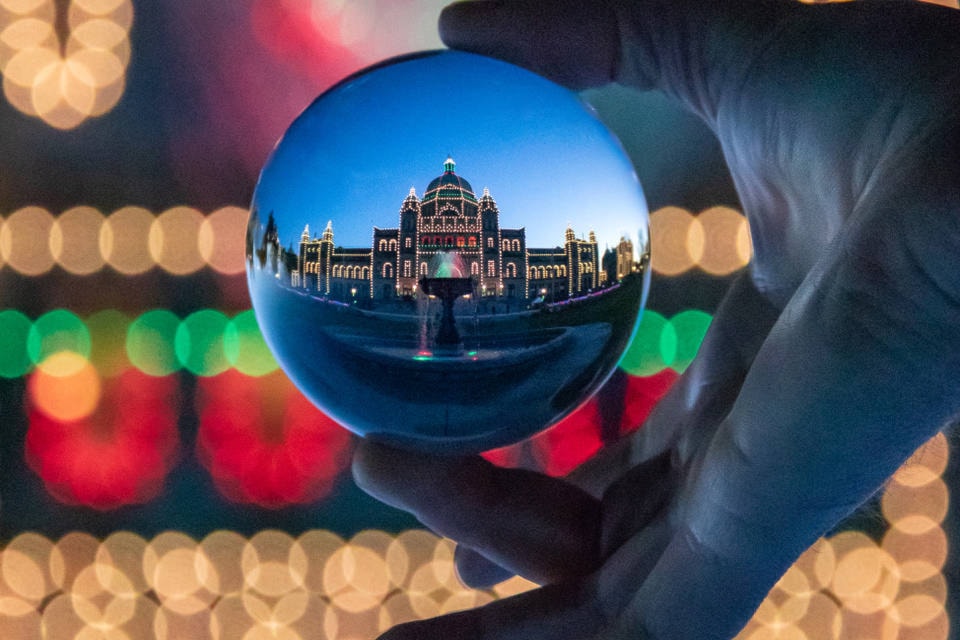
[247, 51, 650, 454]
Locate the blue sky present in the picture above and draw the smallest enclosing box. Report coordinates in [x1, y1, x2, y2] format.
[253, 50, 648, 253]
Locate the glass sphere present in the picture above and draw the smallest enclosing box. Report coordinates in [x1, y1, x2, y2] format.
[247, 51, 650, 454]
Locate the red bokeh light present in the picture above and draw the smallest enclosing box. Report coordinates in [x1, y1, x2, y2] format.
[195, 370, 353, 507]
[483, 370, 679, 476]
[25, 369, 180, 510]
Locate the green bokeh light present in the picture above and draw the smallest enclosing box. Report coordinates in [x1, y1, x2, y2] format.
[175, 309, 230, 376]
[87, 309, 131, 378]
[0, 310, 33, 378]
[27, 309, 91, 365]
[224, 310, 278, 376]
[619, 310, 674, 377]
[127, 309, 181, 376]
[670, 309, 712, 374]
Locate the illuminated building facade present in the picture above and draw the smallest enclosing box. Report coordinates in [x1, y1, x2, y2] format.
[294, 158, 600, 302]
[616, 235, 635, 280]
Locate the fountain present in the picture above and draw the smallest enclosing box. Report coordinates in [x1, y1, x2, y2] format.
[417, 252, 475, 354]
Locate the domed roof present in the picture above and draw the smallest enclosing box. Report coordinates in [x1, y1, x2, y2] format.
[422, 157, 477, 204]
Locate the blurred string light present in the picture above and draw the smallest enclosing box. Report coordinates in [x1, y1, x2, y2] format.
[0, 206, 249, 276]
[195, 370, 353, 507]
[1, 205, 749, 277]
[0, 206, 752, 276]
[0, 307, 711, 380]
[26, 368, 180, 509]
[0, 0, 132, 129]
[735, 432, 951, 640]
[0, 528, 538, 640]
[649, 206, 752, 276]
[0, 436, 951, 640]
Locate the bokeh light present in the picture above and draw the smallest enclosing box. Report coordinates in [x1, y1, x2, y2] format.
[0, 0, 132, 128]
[0, 309, 33, 377]
[126, 309, 181, 376]
[195, 370, 353, 507]
[27, 308, 90, 372]
[0, 206, 56, 275]
[25, 368, 180, 508]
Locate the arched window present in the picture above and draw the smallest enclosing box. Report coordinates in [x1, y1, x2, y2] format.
[559, 265, 567, 277]
[361, 267, 369, 279]
[378, 239, 387, 252]
[457, 236, 465, 247]
[388, 239, 398, 252]
[405, 237, 412, 249]
[487, 260, 496, 277]
[382, 263, 394, 278]
[420, 262, 428, 276]
[505, 262, 516, 278]
[512, 239, 520, 252]
[487, 237, 494, 248]
[468, 237, 477, 247]
[445, 236, 454, 246]
[528, 266, 535, 279]
[502, 239, 510, 252]
[471, 262, 479, 276]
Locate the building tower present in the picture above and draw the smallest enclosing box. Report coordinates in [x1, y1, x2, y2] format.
[616, 235, 634, 280]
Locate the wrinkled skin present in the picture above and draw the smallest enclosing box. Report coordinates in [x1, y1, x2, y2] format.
[353, 1, 960, 638]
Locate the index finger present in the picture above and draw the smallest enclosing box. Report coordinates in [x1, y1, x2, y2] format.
[439, 0, 621, 90]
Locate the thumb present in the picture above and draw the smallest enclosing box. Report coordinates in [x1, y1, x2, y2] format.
[439, 0, 621, 90]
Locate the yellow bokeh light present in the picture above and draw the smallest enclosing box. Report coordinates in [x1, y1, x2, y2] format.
[650, 206, 697, 275]
[2, 47, 58, 88]
[697, 206, 751, 275]
[0, 206, 56, 275]
[50, 206, 106, 275]
[0, 0, 47, 14]
[72, 0, 127, 15]
[892, 594, 944, 628]
[892, 432, 949, 488]
[882, 476, 949, 533]
[830, 544, 900, 615]
[0, 16, 52, 49]
[29, 352, 101, 422]
[882, 524, 947, 583]
[198, 206, 252, 275]
[296, 530, 344, 595]
[52, 532, 101, 593]
[241, 531, 304, 597]
[149, 206, 206, 275]
[324, 544, 391, 613]
[199, 530, 247, 596]
[96, 532, 149, 595]
[2, 534, 56, 604]
[100, 206, 154, 275]
[0, 0, 131, 128]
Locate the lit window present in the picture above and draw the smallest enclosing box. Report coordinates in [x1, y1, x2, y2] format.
[487, 237, 494, 248]
[487, 260, 495, 277]
[405, 237, 412, 249]
[404, 260, 411, 277]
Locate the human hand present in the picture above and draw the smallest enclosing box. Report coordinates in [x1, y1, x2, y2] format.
[355, 0, 960, 638]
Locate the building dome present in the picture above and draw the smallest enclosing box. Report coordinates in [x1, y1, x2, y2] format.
[422, 157, 477, 204]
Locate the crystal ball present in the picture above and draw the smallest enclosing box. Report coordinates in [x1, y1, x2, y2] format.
[247, 50, 650, 454]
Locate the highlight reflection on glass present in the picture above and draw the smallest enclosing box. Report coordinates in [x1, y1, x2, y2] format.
[247, 51, 650, 453]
